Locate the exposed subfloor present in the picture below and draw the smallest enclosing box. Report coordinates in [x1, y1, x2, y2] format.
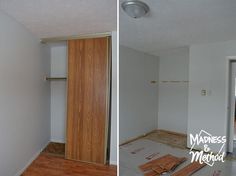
[120, 135, 236, 176]
[22, 153, 117, 176]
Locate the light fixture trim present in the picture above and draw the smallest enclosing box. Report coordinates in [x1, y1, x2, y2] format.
[121, 0, 150, 19]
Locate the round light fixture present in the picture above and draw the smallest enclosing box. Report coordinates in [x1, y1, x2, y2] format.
[121, 0, 150, 19]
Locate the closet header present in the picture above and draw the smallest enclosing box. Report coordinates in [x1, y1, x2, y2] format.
[40, 32, 111, 43]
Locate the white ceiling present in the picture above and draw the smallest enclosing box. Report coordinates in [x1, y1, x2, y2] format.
[0, 0, 117, 39]
[120, 0, 236, 55]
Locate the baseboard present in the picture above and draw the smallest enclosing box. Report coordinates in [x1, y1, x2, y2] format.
[119, 130, 156, 146]
[15, 141, 50, 176]
[109, 160, 117, 165]
[157, 129, 187, 137]
[50, 139, 65, 143]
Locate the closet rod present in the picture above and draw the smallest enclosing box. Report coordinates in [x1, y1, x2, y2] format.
[45, 77, 67, 81]
[41, 32, 111, 43]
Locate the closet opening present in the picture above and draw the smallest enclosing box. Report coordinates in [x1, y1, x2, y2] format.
[41, 34, 112, 165]
[43, 41, 67, 158]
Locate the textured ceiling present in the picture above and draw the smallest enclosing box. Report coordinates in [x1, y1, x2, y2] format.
[0, 0, 117, 38]
[120, 0, 236, 54]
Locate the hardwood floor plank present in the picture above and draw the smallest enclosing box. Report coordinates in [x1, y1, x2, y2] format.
[22, 153, 117, 176]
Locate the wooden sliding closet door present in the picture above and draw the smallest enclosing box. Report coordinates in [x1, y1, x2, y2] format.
[66, 37, 110, 164]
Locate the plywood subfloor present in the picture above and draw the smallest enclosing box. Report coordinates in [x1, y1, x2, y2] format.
[22, 153, 117, 176]
[143, 130, 187, 149]
[120, 139, 236, 176]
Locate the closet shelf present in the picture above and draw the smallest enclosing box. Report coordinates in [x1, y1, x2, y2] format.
[45, 77, 67, 81]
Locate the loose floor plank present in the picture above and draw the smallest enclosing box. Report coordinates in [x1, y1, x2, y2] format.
[144, 170, 159, 176]
[139, 154, 186, 172]
[171, 162, 206, 176]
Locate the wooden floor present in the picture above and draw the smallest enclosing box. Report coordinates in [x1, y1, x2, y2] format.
[144, 130, 187, 149]
[22, 153, 117, 176]
[42, 142, 65, 157]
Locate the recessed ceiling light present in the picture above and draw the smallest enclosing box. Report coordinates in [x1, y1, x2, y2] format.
[121, 0, 150, 19]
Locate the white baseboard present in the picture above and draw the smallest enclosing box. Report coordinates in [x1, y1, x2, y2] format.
[15, 141, 50, 176]
[109, 160, 117, 165]
[50, 139, 65, 143]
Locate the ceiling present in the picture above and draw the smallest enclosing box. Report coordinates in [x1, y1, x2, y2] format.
[0, 0, 117, 39]
[120, 0, 236, 55]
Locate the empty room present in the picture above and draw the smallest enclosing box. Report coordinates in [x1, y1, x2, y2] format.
[0, 0, 117, 176]
[119, 0, 236, 175]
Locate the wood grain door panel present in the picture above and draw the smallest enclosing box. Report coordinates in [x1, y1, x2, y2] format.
[66, 37, 110, 164]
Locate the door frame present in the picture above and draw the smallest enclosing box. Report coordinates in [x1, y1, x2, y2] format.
[226, 56, 236, 153]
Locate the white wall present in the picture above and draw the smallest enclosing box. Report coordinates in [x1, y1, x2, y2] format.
[50, 43, 67, 143]
[119, 45, 159, 143]
[156, 48, 189, 134]
[0, 11, 50, 176]
[188, 40, 236, 153]
[110, 31, 117, 164]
